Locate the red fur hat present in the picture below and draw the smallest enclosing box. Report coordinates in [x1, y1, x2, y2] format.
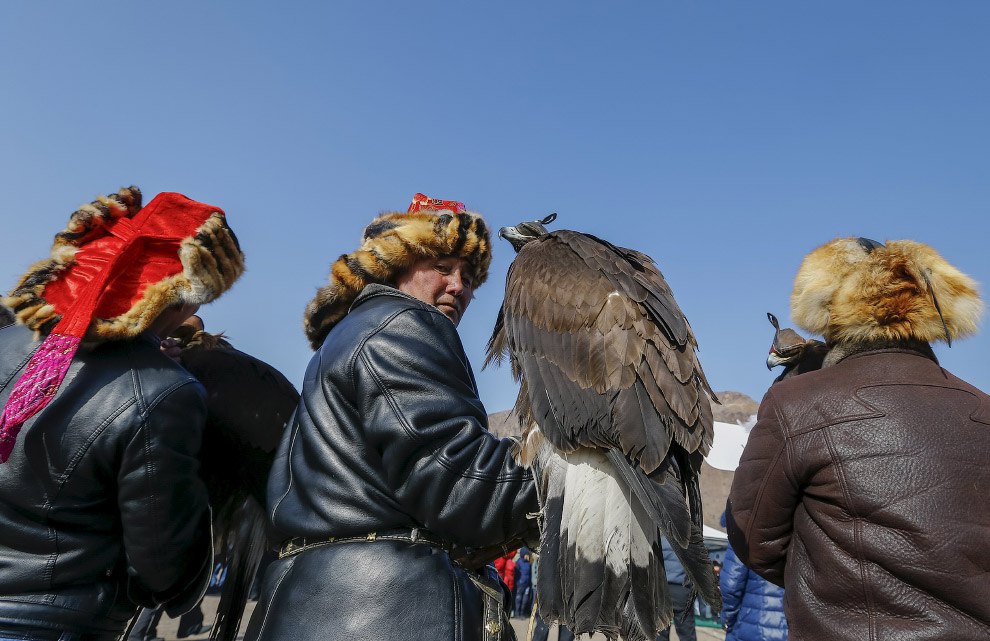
[0, 187, 245, 461]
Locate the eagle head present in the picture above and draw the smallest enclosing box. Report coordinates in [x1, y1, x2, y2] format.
[766, 311, 811, 370]
[498, 213, 557, 252]
[766, 311, 829, 379]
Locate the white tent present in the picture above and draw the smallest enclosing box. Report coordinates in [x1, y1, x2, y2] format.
[703, 524, 728, 541]
[704, 421, 751, 472]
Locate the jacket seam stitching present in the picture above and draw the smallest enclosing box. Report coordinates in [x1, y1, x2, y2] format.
[452, 568, 462, 641]
[821, 426, 876, 641]
[742, 441, 788, 560]
[54, 398, 136, 490]
[362, 351, 518, 483]
[129, 342, 147, 416]
[357, 309, 519, 483]
[145, 379, 198, 415]
[269, 420, 302, 521]
[252, 559, 295, 638]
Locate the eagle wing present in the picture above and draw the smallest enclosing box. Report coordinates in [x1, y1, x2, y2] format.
[489, 230, 715, 473]
[487, 230, 721, 639]
[176, 335, 300, 641]
[178, 341, 299, 508]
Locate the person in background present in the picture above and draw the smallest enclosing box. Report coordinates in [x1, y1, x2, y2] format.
[719, 512, 787, 641]
[656, 537, 697, 641]
[494, 550, 517, 600]
[514, 548, 534, 618]
[0, 187, 244, 640]
[727, 237, 989, 640]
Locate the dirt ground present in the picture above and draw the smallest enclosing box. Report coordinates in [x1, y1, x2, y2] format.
[152, 596, 726, 640]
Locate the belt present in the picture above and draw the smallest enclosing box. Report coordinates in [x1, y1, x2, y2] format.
[278, 527, 452, 559]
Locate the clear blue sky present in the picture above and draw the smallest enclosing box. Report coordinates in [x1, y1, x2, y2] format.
[2, 2, 987, 412]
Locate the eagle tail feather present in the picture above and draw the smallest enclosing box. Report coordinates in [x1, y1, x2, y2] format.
[545, 449, 670, 641]
[605, 449, 690, 546]
[535, 448, 567, 626]
[564, 453, 607, 633]
[622, 495, 670, 641]
[605, 449, 721, 615]
[211, 498, 268, 641]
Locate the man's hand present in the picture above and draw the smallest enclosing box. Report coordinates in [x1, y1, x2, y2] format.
[160, 337, 182, 361]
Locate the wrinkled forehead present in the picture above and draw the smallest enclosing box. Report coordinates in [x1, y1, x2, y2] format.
[406, 254, 470, 270]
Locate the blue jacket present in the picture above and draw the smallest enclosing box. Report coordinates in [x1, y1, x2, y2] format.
[515, 554, 532, 586]
[660, 537, 686, 585]
[720, 544, 788, 641]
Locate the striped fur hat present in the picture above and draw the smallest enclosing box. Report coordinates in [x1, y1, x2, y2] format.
[304, 193, 491, 349]
[1, 186, 244, 462]
[791, 237, 982, 345]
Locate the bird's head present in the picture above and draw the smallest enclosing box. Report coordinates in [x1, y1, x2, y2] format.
[499, 213, 557, 253]
[766, 312, 811, 370]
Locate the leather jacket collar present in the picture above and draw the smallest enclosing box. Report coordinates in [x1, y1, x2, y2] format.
[822, 339, 938, 369]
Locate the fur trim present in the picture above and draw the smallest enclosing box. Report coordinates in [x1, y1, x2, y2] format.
[3, 188, 245, 341]
[791, 237, 983, 345]
[304, 209, 491, 349]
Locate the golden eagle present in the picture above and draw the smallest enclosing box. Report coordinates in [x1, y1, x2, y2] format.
[486, 214, 721, 641]
[765, 312, 828, 381]
[169, 324, 299, 641]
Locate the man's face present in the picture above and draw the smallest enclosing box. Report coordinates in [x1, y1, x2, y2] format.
[395, 256, 476, 326]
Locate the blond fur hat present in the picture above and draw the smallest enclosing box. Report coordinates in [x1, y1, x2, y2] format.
[791, 237, 982, 345]
[303, 194, 491, 349]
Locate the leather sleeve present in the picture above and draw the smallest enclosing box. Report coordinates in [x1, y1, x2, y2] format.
[725, 389, 797, 587]
[718, 544, 746, 630]
[118, 379, 213, 611]
[355, 308, 539, 548]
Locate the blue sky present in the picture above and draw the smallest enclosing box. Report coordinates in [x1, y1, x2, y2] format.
[2, 2, 987, 412]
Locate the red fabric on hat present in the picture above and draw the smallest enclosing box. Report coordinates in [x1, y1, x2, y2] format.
[407, 192, 466, 215]
[43, 193, 223, 336]
[0, 192, 225, 463]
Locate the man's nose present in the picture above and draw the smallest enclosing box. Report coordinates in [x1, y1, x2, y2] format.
[445, 272, 465, 296]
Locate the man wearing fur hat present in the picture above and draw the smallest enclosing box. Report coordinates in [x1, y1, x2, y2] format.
[0, 187, 245, 640]
[726, 237, 990, 639]
[245, 194, 538, 641]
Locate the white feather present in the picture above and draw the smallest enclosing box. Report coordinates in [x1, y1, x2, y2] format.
[546, 449, 665, 641]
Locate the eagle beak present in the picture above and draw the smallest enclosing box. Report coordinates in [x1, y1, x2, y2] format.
[766, 351, 784, 370]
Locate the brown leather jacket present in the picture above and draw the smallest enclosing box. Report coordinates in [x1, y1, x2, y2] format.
[727, 344, 990, 640]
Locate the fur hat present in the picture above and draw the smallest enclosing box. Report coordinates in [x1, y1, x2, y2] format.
[4, 187, 244, 339]
[791, 237, 982, 345]
[303, 193, 491, 349]
[1, 186, 244, 462]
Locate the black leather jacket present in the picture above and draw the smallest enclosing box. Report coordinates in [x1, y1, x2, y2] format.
[247, 285, 538, 641]
[0, 324, 213, 640]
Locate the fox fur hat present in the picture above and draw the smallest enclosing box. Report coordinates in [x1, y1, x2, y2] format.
[791, 237, 983, 345]
[304, 195, 491, 349]
[3, 186, 245, 341]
